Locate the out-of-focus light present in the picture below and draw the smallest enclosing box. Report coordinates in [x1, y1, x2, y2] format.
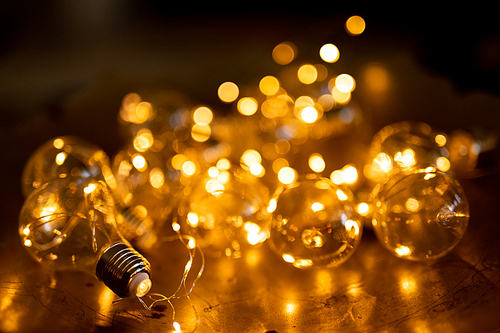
[241, 149, 262, 168]
[191, 123, 211, 142]
[259, 76, 280, 96]
[216, 158, 231, 170]
[250, 163, 265, 177]
[182, 161, 197, 177]
[357, 202, 370, 216]
[330, 170, 343, 185]
[272, 158, 289, 174]
[319, 43, 340, 63]
[308, 153, 326, 173]
[55, 152, 67, 166]
[53, 138, 64, 149]
[193, 106, 213, 125]
[237, 97, 258, 116]
[133, 129, 154, 152]
[218, 82, 239, 103]
[436, 156, 451, 172]
[331, 86, 351, 104]
[300, 106, 319, 124]
[345, 15, 366, 35]
[342, 164, 358, 185]
[132, 154, 147, 172]
[435, 134, 447, 147]
[278, 167, 297, 184]
[318, 94, 335, 111]
[297, 64, 318, 84]
[149, 167, 165, 188]
[364, 64, 390, 94]
[335, 74, 356, 93]
[272, 41, 297, 65]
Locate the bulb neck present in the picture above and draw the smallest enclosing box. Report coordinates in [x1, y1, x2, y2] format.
[96, 242, 151, 297]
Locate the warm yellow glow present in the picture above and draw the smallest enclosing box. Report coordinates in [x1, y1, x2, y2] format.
[244, 222, 267, 245]
[218, 82, 239, 103]
[297, 64, 318, 84]
[267, 198, 277, 213]
[345, 15, 366, 35]
[216, 158, 231, 170]
[301, 106, 319, 123]
[357, 202, 370, 216]
[363, 65, 390, 94]
[319, 43, 340, 63]
[436, 157, 451, 172]
[259, 76, 280, 96]
[241, 149, 262, 167]
[237, 97, 258, 116]
[24, 239, 32, 247]
[272, 41, 297, 65]
[311, 202, 324, 212]
[331, 86, 351, 104]
[278, 167, 297, 184]
[395, 245, 411, 256]
[53, 138, 64, 149]
[345, 219, 360, 235]
[149, 167, 165, 188]
[335, 74, 356, 93]
[435, 134, 447, 147]
[401, 277, 416, 293]
[394, 149, 416, 169]
[193, 106, 213, 125]
[208, 166, 219, 178]
[272, 158, 289, 174]
[341, 164, 358, 185]
[182, 161, 197, 177]
[172, 221, 181, 232]
[187, 212, 199, 227]
[282, 254, 295, 263]
[330, 170, 343, 185]
[206, 179, 225, 196]
[84, 183, 96, 194]
[318, 94, 335, 111]
[187, 237, 196, 249]
[308, 153, 326, 173]
[191, 123, 211, 142]
[372, 152, 393, 173]
[173, 321, 182, 332]
[134, 102, 153, 124]
[171, 154, 187, 170]
[249, 163, 265, 177]
[132, 154, 147, 172]
[336, 189, 348, 201]
[133, 129, 154, 152]
[285, 301, 297, 315]
[22, 227, 30, 236]
[405, 197, 420, 212]
[55, 152, 67, 166]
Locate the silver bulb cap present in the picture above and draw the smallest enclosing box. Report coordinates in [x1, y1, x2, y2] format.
[96, 242, 152, 297]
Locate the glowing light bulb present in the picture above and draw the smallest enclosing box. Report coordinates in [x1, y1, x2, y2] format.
[371, 169, 469, 261]
[268, 175, 362, 269]
[21, 136, 115, 198]
[175, 165, 270, 258]
[19, 137, 152, 297]
[364, 121, 450, 185]
[19, 178, 152, 298]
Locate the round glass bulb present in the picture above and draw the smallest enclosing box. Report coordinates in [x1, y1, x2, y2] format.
[267, 175, 363, 269]
[364, 121, 449, 186]
[176, 166, 270, 258]
[371, 170, 469, 261]
[19, 177, 152, 298]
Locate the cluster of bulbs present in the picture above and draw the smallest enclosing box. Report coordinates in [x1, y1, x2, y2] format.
[18, 16, 489, 324]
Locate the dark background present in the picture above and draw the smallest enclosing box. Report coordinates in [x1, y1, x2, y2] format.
[1, 3, 500, 331]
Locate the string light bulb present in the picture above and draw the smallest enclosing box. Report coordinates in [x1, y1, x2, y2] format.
[175, 162, 270, 258]
[371, 168, 469, 260]
[267, 174, 362, 269]
[19, 137, 153, 298]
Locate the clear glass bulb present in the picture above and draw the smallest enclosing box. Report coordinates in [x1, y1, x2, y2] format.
[21, 136, 115, 198]
[371, 169, 469, 261]
[19, 177, 152, 298]
[364, 121, 449, 186]
[175, 165, 270, 258]
[19, 137, 152, 297]
[267, 174, 363, 269]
